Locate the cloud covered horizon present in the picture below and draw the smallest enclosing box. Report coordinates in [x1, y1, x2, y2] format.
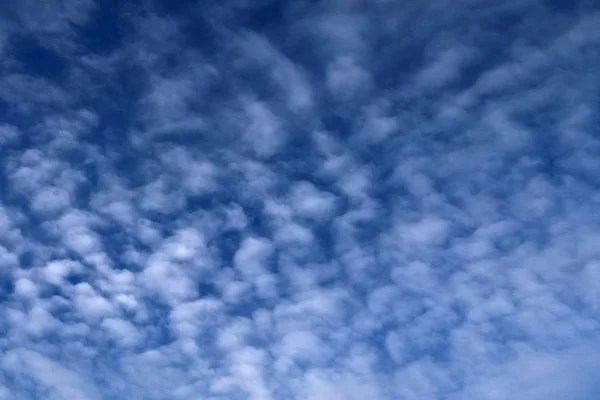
[1, 0, 600, 399]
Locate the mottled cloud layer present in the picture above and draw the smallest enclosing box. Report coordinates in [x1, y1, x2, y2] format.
[1, 0, 599, 399]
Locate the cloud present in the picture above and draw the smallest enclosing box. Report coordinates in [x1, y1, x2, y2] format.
[1, 0, 599, 399]
[234, 236, 274, 280]
[3, 0, 95, 35]
[43, 259, 80, 285]
[101, 317, 142, 348]
[241, 98, 286, 158]
[415, 46, 478, 90]
[459, 346, 600, 400]
[237, 33, 314, 112]
[288, 181, 338, 221]
[3, 349, 99, 400]
[326, 56, 372, 101]
[0, 124, 20, 145]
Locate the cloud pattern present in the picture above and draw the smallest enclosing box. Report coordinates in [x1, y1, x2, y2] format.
[1, 0, 600, 399]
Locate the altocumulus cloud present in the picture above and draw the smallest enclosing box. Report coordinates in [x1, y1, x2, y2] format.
[1, 0, 600, 399]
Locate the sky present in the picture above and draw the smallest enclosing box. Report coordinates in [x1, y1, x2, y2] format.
[0, 0, 599, 399]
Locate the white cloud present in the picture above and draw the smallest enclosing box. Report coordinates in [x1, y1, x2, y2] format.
[135, 219, 163, 246]
[63, 227, 102, 256]
[415, 46, 476, 90]
[141, 254, 196, 305]
[234, 237, 274, 280]
[6, 0, 95, 34]
[276, 330, 327, 363]
[170, 298, 225, 356]
[0, 245, 18, 269]
[217, 317, 252, 351]
[162, 227, 208, 263]
[227, 347, 272, 400]
[243, 99, 285, 157]
[24, 306, 60, 337]
[238, 33, 314, 112]
[139, 178, 186, 215]
[399, 216, 450, 246]
[44, 259, 80, 285]
[254, 273, 279, 300]
[224, 203, 248, 231]
[221, 276, 252, 305]
[101, 318, 142, 348]
[1, 1, 599, 399]
[30, 187, 72, 215]
[288, 181, 338, 221]
[0, 386, 10, 400]
[303, 367, 384, 400]
[0, 124, 19, 145]
[13, 277, 38, 299]
[356, 102, 398, 143]
[326, 56, 371, 100]
[482, 108, 532, 151]
[460, 347, 600, 400]
[273, 220, 314, 249]
[3, 349, 99, 400]
[72, 282, 116, 322]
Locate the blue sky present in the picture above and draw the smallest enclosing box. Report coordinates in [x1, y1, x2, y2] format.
[1, 0, 600, 399]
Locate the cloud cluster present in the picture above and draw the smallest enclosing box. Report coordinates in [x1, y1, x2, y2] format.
[1, 0, 599, 399]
